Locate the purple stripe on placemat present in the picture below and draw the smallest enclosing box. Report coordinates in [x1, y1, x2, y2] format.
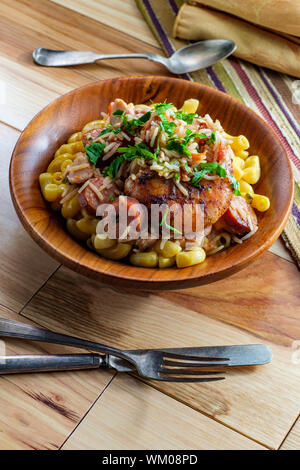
[143, 0, 191, 80]
[292, 201, 300, 226]
[206, 68, 227, 92]
[168, 0, 178, 15]
[229, 57, 300, 170]
[258, 68, 300, 139]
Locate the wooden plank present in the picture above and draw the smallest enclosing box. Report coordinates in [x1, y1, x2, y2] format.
[62, 374, 264, 450]
[50, 0, 158, 47]
[280, 418, 300, 450]
[158, 251, 300, 347]
[21, 257, 300, 449]
[0, 305, 114, 450]
[0, 122, 59, 312]
[0, 0, 168, 130]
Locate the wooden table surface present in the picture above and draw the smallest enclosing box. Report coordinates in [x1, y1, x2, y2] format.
[0, 0, 299, 450]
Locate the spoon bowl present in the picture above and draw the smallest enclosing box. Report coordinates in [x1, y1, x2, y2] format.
[166, 40, 236, 74]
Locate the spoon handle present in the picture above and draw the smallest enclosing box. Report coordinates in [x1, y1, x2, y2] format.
[33, 48, 165, 67]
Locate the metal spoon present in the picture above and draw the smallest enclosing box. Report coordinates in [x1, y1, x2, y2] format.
[32, 40, 236, 74]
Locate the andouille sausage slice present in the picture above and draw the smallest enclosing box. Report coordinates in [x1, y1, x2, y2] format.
[214, 195, 258, 236]
[104, 196, 148, 240]
[78, 176, 119, 214]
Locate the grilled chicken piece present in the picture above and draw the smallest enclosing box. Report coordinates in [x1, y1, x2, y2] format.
[214, 195, 258, 236]
[124, 168, 233, 230]
[66, 154, 94, 185]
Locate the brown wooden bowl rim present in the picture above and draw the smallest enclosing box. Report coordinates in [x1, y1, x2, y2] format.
[9, 76, 294, 289]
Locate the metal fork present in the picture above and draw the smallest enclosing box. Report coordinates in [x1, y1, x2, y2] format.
[0, 318, 228, 382]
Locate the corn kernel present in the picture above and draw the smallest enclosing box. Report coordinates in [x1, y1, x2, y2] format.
[68, 132, 83, 143]
[251, 194, 270, 212]
[239, 180, 254, 195]
[93, 234, 116, 250]
[61, 194, 81, 219]
[66, 219, 89, 241]
[180, 99, 199, 114]
[97, 243, 132, 260]
[176, 248, 206, 268]
[76, 217, 98, 235]
[158, 256, 175, 268]
[130, 251, 158, 267]
[233, 166, 244, 181]
[242, 167, 260, 184]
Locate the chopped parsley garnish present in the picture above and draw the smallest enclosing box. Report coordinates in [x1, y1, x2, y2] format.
[227, 175, 241, 196]
[207, 131, 216, 145]
[160, 207, 182, 235]
[103, 143, 158, 179]
[153, 101, 174, 115]
[100, 123, 123, 136]
[183, 129, 208, 145]
[153, 101, 176, 136]
[184, 162, 191, 173]
[175, 111, 198, 124]
[192, 162, 241, 195]
[111, 110, 152, 136]
[174, 173, 179, 180]
[164, 129, 215, 159]
[192, 162, 226, 187]
[166, 139, 191, 157]
[85, 142, 106, 165]
[100, 126, 114, 136]
[159, 119, 176, 136]
[112, 109, 125, 116]
[109, 195, 116, 202]
[125, 111, 151, 135]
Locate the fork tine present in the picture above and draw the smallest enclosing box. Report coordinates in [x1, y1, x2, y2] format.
[162, 360, 230, 368]
[160, 369, 225, 376]
[163, 352, 230, 362]
[155, 376, 225, 383]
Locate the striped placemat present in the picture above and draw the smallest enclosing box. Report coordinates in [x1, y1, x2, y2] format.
[136, 0, 300, 267]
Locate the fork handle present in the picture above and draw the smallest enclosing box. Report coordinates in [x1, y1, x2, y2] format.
[0, 318, 126, 358]
[0, 353, 107, 374]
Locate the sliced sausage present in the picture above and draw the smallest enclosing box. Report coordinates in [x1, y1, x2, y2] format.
[78, 176, 119, 214]
[104, 196, 147, 240]
[215, 195, 258, 236]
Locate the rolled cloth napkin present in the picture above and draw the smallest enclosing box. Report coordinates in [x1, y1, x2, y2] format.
[173, 1, 300, 77]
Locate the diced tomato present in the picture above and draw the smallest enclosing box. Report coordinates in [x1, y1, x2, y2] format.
[217, 143, 226, 161]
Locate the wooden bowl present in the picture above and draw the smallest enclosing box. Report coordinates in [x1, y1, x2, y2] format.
[10, 76, 294, 290]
